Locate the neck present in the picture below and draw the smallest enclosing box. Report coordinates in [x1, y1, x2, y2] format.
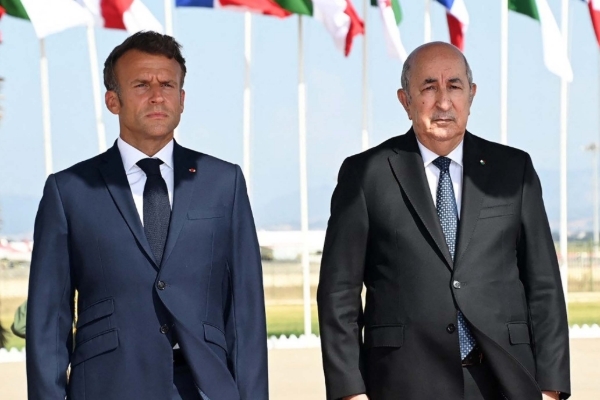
[119, 134, 173, 157]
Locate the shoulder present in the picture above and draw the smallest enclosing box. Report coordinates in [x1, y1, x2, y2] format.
[468, 132, 531, 168]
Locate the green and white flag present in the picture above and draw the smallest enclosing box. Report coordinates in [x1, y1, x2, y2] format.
[371, 0, 407, 60]
[0, 0, 92, 38]
[509, 0, 573, 81]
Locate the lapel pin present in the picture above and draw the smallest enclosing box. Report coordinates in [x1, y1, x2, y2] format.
[480, 160, 486, 166]
[189, 168, 196, 173]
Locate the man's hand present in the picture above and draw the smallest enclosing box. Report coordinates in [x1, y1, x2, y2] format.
[542, 391, 560, 400]
[342, 395, 369, 400]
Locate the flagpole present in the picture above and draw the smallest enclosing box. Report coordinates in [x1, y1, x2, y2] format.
[243, 12, 252, 199]
[559, 0, 570, 304]
[86, 25, 107, 153]
[424, 0, 432, 43]
[298, 15, 311, 337]
[164, 0, 174, 36]
[165, 0, 180, 140]
[500, 0, 508, 145]
[40, 39, 53, 176]
[362, 0, 369, 151]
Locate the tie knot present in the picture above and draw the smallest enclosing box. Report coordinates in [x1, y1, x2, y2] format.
[432, 156, 452, 173]
[137, 158, 164, 176]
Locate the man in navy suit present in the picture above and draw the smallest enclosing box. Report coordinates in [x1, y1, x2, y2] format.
[26, 31, 268, 400]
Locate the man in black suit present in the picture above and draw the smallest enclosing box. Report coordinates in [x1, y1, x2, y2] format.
[26, 32, 267, 400]
[317, 42, 570, 400]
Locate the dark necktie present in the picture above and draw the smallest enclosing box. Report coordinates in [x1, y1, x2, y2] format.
[137, 158, 171, 265]
[432, 156, 477, 360]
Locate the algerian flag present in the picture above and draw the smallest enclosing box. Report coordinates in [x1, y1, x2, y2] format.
[0, 0, 92, 38]
[371, 0, 407, 60]
[509, 0, 573, 81]
[276, 0, 365, 56]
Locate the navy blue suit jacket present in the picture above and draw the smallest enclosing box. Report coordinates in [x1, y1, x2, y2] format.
[26, 141, 268, 400]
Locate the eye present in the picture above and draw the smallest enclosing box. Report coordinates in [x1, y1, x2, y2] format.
[450, 85, 461, 90]
[162, 83, 174, 88]
[423, 86, 435, 91]
[135, 83, 147, 88]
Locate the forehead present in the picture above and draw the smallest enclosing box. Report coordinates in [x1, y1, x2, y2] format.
[114, 50, 182, 81]
[410, 47, 468, 81]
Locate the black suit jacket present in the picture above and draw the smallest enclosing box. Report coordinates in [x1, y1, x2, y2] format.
[317, 130, 570, 400]
[26, 141, 268, 400]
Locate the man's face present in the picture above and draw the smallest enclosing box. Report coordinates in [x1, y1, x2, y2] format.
[106, 50, 185, 142]
[398, 44, 476, 147]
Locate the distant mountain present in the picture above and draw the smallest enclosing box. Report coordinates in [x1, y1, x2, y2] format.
[0, 195, 40, 239]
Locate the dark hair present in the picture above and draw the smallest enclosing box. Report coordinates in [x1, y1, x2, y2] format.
[103, 31, 187, 93]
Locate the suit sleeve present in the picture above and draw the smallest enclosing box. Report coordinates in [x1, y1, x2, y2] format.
[317, 158, 368, 400]
[229, 165, 268, 399]
[517, 154, 570, 397]
[26, 174, 74, 400]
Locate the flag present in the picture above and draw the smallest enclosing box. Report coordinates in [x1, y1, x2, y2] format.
[78, 0, 163, 33]
[509, 0, 573, 81]
[0, 0, 92, 38]
[582, 0, 600, 47]
[371, 0, 407, 60]
[277, 0, 364, 56]
[178, 0, 364, 56]
[434, 0, 469, 51]
[176, 0, 291, 18]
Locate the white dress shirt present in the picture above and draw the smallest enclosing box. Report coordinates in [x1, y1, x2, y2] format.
[416, 138, 464, 216]
[117, 137, 175, 225]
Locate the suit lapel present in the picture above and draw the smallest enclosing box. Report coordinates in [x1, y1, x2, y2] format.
[388, 130, 454, 269]
[161, 142, 197, 267]
[99, 143, 158, 269]
[455, 132, 490, 265]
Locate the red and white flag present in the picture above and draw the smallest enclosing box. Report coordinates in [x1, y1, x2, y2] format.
[78, 0, 163, 33]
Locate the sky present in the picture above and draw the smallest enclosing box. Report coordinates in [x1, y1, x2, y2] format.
[0, 0, 599, 237]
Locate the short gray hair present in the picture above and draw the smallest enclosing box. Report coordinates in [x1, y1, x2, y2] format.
[401, 45, 473, 93]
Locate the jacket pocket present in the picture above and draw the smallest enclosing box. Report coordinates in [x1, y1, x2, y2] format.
[77, 298, 114, 328]
[364, 325, 404, 349]
[203, 323, 227, 352]
[507, 322, 531, 345]
[72, 328, 119, 366]
[480, 204, 514, 219]
[188, 207, 227, 220]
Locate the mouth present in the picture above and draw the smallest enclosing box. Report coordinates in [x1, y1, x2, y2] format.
[147, 112, 168, 119]
[432, 118, 455, 124]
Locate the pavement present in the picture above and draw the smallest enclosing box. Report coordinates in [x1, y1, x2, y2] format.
[1, 338, 598, 399]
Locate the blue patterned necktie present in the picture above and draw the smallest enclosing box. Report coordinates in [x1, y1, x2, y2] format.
[432, 156, 477, 360]
[137, 158, 171, 265]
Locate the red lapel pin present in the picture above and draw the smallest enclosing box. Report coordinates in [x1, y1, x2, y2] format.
[189, 168, 196, 173]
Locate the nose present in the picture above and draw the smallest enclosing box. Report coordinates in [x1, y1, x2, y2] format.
[435, 88, 452, 111]
[149, 86, 165, 104]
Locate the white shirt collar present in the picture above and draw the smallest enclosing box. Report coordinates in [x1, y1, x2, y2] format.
[416, 136, 464, 168]
[117, 137, 174, 173]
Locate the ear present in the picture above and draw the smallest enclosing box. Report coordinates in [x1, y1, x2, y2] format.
[397, 88, 412, 120]
[105, 91, 120, 115]
[179, 89, 185, 113]
[468, 83, 477, 104]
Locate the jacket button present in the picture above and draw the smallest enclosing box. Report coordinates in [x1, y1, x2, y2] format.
[160, 324, 169, 334]
[453, 280, 461, 289]
[447, 323, 456, 334]
[157, 281, 166, 290]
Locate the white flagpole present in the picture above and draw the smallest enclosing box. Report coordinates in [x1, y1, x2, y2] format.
[86, 25, 107, 153]
[362, 0, 369, 151]
[500, 0, 508, 145]
[164, 0, 174, 36]
[424, 0, 432, 43]
[243, 12, 252, 199]
[559, 0, 570, 303]
[165, 0, 180, 140]
[40, 39, 53, 176]
[298, 16, 311, 337]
